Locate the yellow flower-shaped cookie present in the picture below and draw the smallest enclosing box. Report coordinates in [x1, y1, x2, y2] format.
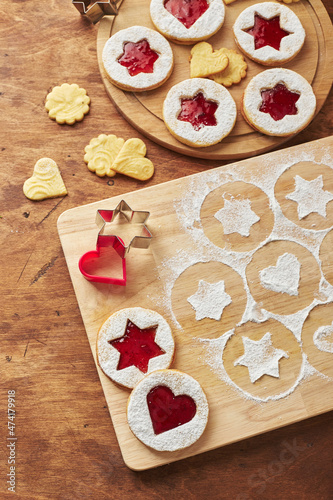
[23, 158, 67, 201]
[84, 134, 125, 177]
[190, 42, 229, 79]
[210, 48, 247, 87]
[45, 83, 90, 125]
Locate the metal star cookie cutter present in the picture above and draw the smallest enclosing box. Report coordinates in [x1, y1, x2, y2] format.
[72, 1, 118, 24]
[96, 200, 152, 259]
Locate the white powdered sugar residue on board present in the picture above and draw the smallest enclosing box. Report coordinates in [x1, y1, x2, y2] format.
[214, 196, 260, 236]
[187, 279, 232, 321]
[313, 323, 333, 353]
[153, 145, 333, 403]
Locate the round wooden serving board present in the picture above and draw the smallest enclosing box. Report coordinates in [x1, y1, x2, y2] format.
[97, 0, 333, 160]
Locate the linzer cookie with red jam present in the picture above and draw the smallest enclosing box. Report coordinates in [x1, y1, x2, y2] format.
[241, 68, 316, 136]
[102, 26, 174, 91]
[233, 2, 305, 66]
[97, 308, 175, 389]
[127, 369, 209, 451]
[150, 0, 225, 45]
[163, 78, 237, 147]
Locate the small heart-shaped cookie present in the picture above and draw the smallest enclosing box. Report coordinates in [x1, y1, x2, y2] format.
[112, 138, 154, 181]
[23, 158, 67, 201]
[210, 48, 247, 87]
[190, 42, 229, 78]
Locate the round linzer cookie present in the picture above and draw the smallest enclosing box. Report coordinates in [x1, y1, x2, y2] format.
[102, 26, 174, 91]
[150, 0, 225, 45]
[127, 369, 209, 451]
[241, 68, 316, 137]
[163, 78, 237, 147]
[233, 2, 305, 66]
[97, 308, 175, 389]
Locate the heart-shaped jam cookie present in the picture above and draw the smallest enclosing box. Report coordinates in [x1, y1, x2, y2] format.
[164, 0, 209, 29]
[150, 0, 225, 45]
[147, 385, 196, 435]
[127, 369, 209, 451]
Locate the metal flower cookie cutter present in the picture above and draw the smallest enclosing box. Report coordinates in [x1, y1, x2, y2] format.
[79, 200, 152, 285]
[72, 1, 118, 24]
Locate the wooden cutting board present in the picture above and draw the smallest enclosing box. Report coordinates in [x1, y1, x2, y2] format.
[97, 0, 333, 159]
[58, 135, 333, 470]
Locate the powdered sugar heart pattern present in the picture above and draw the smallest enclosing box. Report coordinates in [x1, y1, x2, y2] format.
[259, 253, 301, 296]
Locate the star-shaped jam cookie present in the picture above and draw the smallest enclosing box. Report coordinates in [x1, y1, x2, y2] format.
[109, 320, 165, 373]
[177, 92, 218, 131]
[245, 14, 291, 51]
[118, 39, 159, 76]
[164, 0, 209, 29]
[259, 83, 300, 121]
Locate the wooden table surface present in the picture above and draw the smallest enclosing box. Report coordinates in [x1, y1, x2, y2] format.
[1, 1, 332, 498]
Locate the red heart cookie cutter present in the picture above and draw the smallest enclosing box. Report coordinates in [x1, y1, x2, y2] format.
[79, 235, 127, 286]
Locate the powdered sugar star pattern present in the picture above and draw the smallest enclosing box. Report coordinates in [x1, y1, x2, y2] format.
[286, 175, 333, 219]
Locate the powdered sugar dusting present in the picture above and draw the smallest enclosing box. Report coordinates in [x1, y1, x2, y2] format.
[152, 143, 333, 403]
[234, 332, 289, 383]
[187, 279, 232, 320]
[215, 196, 260, 236]
[313, 323, 333, 353]
[286, 175, 333, 219]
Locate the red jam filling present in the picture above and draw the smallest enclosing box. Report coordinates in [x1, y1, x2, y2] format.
[259, 83, 300, 121]
[118, 39, 159, 77]
[245, 15, 290, 51]
[110, 320, 165, 373]
[177, 92, 218, 131]
[147, 385, 197, 435]
[164, 0, 209, 29]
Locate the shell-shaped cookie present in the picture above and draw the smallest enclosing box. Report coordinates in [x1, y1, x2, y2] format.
[84, 134, 125, 177]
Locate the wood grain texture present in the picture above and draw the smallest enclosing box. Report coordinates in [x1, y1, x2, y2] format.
[58, 135, 333, 471]
[0, 0, 332, 497]
[97, 0, 333, 159]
